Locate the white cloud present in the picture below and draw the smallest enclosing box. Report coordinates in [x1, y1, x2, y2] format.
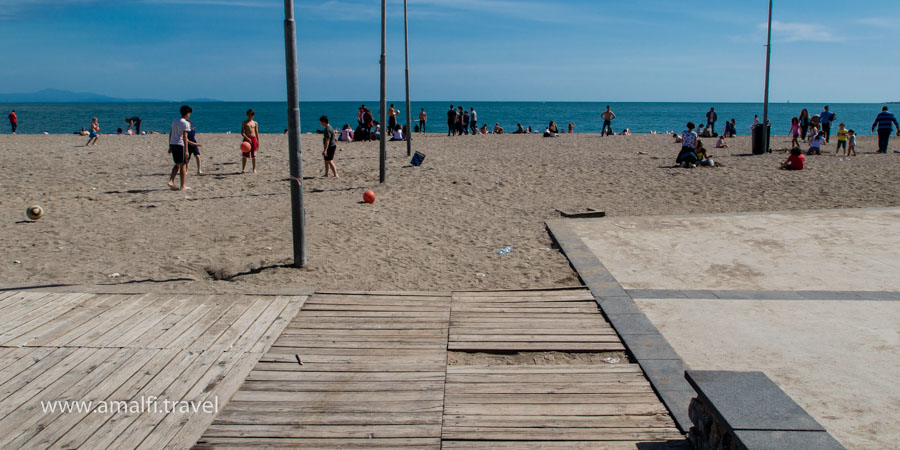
[762, 20, 843, 43]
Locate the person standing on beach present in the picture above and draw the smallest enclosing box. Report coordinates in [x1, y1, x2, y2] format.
[871, 106, 899, 153]
[799, 109, 810, 141]
[447, 105, 457, 136]
[167, 105, 192, 191]
[185, 120, 203, 174]
[457, 106, 465, 136]
[706, 107, 717, 131]
[358, 105, 366, 128]
[320, 115, 339, 178]
[462, 110, 470, 135]
[125, 116, 141, 135]
[419, 108, 427, 134]
[469, 107, 478, 135]
[8, 110, 16, 134]
[819, 106, 835, 143]
[85, 117, 100, 146]
[241, 109, 259, 173]
[600, 106, 616, 136]
[388, 104, 398, 130]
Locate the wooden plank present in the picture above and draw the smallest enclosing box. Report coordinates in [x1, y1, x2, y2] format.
[0, 348, 55, 387]
[303, 304, 450, 312]
[449, 327, 617, 335]
[188, 296, 263, 352]
[446, 373, 649, 383]
[443, 403, 671, 417]
[88, 294, 185, 347]
[444, 397, 667, 407]
[252, 362, 446, 373]
[230, 390, 445, 403]
[22, 349, 160, 449]
[246, 371, 446, 383]
[202, 423, 442, 439]
[213, 410, 443, 426]
[315, 290, 451, 297]
[159, 296, 251, 351]
[0, 293, 92, 342]
[447, 365, 642, 374]
[444, 383, 653, 395]
[217, 401, 444, 414]
[144, 296, 219, 349]
[0, 348, 73, 404]
[449, 335, 623, 343]
[24, 294, 139, 347]
[0, 348, 95, 419]
[448, 342, 625, 351]
[0, 347, 130, 448]
[442, 414, 677, 429]
[441, 427, 682, 441]
[238, 380, 445, 392]
[49, 348, 182, 449]
[194, 437, 441, 448]
[304, 296, 450, 306]
[273, 339, 447, 349]
[249, 296, 307, 354]
[281, 328, 449, 338]
[125, 300, 204, 348]
[442, 440, 664, 449]
[0, 292, 61, 327]
[228, 296, 292, 352]
[299, 311, 450, 319]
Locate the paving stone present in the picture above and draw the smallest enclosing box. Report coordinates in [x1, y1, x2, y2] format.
[596, 296, 643, 315]
[733, 430, 845, 449]
[627, 289, 688, 299]
[685, 371, 825, 432]
[620, 333, 682, 360]
[640, 359, 694, 393]
[606, 312, 660, 335]
[587, 281, 629, 298]
[656, 388, 695, 434]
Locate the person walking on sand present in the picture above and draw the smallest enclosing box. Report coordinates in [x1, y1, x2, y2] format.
[457, 106, 465, 136]
[388, 103, 398, 130]
[872, 106, 899, 153]
[241, 109, 259, 173]
[418, 108, 427, 134]
[447, 105, 457, 136]
[185, 119, 203, 174]
[85, 117, 100, 146]
[819, 105, 836, 143]
[167, 105, 193, 191]
[469, 107, 478, 135]
[320, 115, 339, 178]
[706, 107, 718, 131]
[799, 108, 810, 141]
[8, 110, 17, 134]
[600, 106, 616, 136]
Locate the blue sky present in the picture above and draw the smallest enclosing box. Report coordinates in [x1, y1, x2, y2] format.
[0, 0, 898, 102]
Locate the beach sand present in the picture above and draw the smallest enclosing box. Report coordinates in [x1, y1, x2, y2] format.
[1, 132, 898, 293]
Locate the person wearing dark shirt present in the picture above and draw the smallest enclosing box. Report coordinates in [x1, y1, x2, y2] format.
[706, 107, 717, 131]
[125, 116, 141, 135]
[819, 106, 836, 143]
[447, 105, 457, 136]
[320, 115, 339, 177]
[871, 106, 900, 153]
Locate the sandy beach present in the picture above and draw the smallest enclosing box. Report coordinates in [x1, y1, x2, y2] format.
[1, 132, 898, 293]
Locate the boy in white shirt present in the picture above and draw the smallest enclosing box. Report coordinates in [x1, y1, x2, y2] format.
[167, 105, 193, 191]
[807, 131, 825, 155]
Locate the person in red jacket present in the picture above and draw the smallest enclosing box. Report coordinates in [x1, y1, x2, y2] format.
[780, 147, 805, 170]
[8, 110, 16, 134]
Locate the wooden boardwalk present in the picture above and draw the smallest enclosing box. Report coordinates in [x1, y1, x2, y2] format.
[0, 290, 306, 449]
[198, 289, 684, 448]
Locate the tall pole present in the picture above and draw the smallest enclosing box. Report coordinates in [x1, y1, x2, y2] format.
[404, 0, 412, 157]
[283, 0, 305, 267]
[762, 0, 773, 153]
[379, 0, 387, 183]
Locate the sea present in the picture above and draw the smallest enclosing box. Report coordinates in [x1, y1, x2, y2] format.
[0, 101, 890, 136]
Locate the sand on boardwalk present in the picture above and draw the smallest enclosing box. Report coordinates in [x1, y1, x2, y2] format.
[1, 132, 899, 293]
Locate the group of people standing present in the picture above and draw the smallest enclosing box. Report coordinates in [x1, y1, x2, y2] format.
[446, 105, 478, 136]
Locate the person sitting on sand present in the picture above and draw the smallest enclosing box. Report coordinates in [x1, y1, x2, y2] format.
[339, 124, 354, 142]
[548, 121, 559, 134]
[543, 125, 559, 138]
[673, 133, 682, 143]
[715, 135, 728, 148]
[493, 123, 504, 134]
[480, 124, 489, 134]
[781, 147, 805, 170]
[526, 126, 534, 134]
[513, 123, 525, 134]
[622, 128, 631, 136]
[808, 131, 825, 155]
[116, 128, 124, 135]
[390, 124, 404, 141]
[568, 122, 576, 133]
[676, 122, 699, 168]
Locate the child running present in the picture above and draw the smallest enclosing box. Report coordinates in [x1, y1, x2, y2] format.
[835, 123, 848, 155]
[167, 105, 193, 191]
[241, 109, 259, 174]
[320, 115, 339, 178]
[85, 117, 100, 146]
[847, 129, 857, 156]
[790, 117, 800, 149]
[185, 120, 203, 174]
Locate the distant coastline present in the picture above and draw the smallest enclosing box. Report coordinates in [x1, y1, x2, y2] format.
[0, 89, 220, 103]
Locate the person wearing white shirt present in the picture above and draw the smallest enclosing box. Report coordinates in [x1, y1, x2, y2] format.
[167, 105, 193, 191]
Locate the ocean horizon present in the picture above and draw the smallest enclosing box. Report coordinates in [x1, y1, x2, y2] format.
[1, 101, 891, 136]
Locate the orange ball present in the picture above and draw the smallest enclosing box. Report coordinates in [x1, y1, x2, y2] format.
[240, 141, 251, 152]
[363, 190, 376, 204]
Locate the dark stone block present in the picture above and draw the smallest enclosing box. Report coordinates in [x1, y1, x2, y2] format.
[733, 430, 845, 449]
[795, 290, 865, 300]
[587, 281, 629, 298]
[640, 359, 694, 393]
[606, 312, 659, 335]
[685, 370, 825, 432]
[626, 289, 688, 299]
[595, 296, 643, 314]
[620, 333, 682, 360]
[656, 388, 695, 433]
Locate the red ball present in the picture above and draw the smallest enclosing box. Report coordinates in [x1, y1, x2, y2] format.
[240, 141, 251, 152]
[363, 190, 376, 204]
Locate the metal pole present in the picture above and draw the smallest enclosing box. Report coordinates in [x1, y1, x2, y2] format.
[283, 0, 306, 267]
[404, 0, 412, 157]
[762, 0, 773, 153]
[379, 0, 387, 183]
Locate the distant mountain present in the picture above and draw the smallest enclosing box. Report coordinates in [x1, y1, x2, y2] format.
[0, 88, 203, 103]
[182, 98, 224, 103]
